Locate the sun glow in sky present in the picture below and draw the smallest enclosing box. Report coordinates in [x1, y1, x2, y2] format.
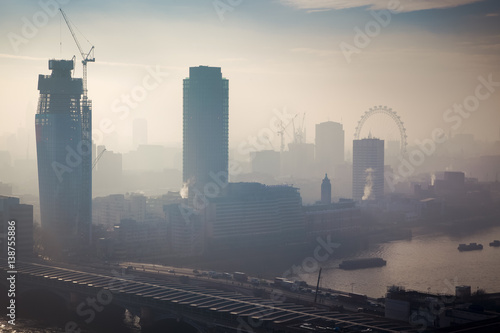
[1, 0, 499, 157]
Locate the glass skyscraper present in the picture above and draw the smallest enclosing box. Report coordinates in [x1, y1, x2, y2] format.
[183, 66, 228, 193]
[35, 59, 92, 254]
[352, 138, 384, 202]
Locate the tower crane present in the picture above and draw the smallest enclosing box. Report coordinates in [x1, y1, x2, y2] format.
[59, 8, 94, 172]
[293, 113, 306, 144]
[59, 8, 95, 103]
[277, 114, 298, 153]
[59, 8, 95, 246]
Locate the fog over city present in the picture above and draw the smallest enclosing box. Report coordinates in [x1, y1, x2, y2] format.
[1, 0, 499, 197]
[1, 0, 500, 332]
[1, 0, 500, 152]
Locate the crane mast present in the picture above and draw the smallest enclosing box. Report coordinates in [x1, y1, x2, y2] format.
[92, 148, 106, 170]
[277, 114, 298, 153]
[59, 8, 95, 103]
[59, 8, 95, 246]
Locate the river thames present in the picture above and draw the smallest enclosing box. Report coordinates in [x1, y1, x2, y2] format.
[2, 225, 500, 331]
[300, 225, 500, 298]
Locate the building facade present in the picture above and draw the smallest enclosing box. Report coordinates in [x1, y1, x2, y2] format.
[315, 121, 344, 176]
[35, 59, 92, 253]
[0, 196, 34, 260]
[205, 183, 305, 252]
[164, 200, 205, 257]
[183, 66, 228, 192]
[165, 183, 305, 256]
[304, 200, 361, 241]
[93, 193, 147, 227]
[94, 147, 122, 193]
[352, 138, 384, 202]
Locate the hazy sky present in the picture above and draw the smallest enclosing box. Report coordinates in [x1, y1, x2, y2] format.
[1, 0, 499, 157]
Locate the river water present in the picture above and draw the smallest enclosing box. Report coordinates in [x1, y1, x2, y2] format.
[300, 225, 500, 298]
[3, 225, 500, 331]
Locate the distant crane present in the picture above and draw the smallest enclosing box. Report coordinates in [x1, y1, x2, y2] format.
[59, 8, 95, 103]
[263, 135, 275, 151]
[277, 113, 298, 153]
[292, 112, 306, 144]
[92, 148, 106, 171]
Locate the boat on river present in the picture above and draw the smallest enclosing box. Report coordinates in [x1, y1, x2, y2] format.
[339, 258, 386, 270]
[458, 243, 483, 251]
[489, 240, 500, 247]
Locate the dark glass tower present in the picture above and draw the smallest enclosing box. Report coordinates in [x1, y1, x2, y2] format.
[352, 138, 384, 202]
[35, 59, 92, 254]
[183, 66, 228, 192]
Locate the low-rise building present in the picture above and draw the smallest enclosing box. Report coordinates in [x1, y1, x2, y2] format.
[0, 195, 34, 260]
[304, 199, 361, 241]
[164, 182, 305, 256]
[385, 285, 498, 330]
[97, 218, 168, 261]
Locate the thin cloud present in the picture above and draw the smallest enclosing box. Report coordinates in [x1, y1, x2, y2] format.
[0, 54, 46, 61]
[96, 60, 171, 70]
[280, 0, 487, 13]
[218, 57, 249, 63]
[0, 54, 172, 70]
[291, 48, 337, 57]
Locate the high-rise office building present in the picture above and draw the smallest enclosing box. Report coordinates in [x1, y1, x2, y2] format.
[315, 121, 344, 176]
[183, 66, 228, 192]
[321, 174, 331, 204]
[352, 138, 384, 202]
[35, 59, 92, 253]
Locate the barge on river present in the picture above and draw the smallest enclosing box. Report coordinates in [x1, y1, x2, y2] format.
[339, 258, 387, 270]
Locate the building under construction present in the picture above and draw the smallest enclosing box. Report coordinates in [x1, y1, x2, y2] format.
[35, 59, 92, 255]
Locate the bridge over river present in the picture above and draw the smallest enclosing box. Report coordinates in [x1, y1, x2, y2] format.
[0, 260, 419, 332]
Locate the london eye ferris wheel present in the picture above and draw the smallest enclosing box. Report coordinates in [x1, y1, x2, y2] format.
[354, 105, 408, 156]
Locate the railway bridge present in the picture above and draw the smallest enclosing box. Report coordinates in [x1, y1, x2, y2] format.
[0, 260, 418, 332]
